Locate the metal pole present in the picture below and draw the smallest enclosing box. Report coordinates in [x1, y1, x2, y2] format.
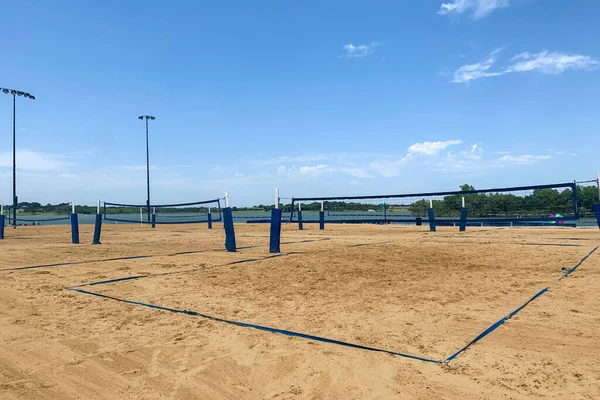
[146, 117, 151, 222]
[597, 170, 600, 202]
[12, 94, 16, 228]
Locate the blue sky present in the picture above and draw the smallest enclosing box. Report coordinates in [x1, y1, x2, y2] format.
[1, 0, 598, 206]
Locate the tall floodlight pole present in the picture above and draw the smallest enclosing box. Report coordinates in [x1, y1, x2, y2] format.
[1, 87, 35, 228]
[138, 115, 155, 222]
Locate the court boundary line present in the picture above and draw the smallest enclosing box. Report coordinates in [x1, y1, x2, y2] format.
[0, 238, 331, 272]
[62, 241, 599, 365]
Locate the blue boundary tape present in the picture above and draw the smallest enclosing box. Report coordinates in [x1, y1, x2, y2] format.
[559, 246, 598, 280]
[522, 243, 584, 247]
[1, 251, 212, 272]
[347, 241, 390, 248]
[443, 287, 550, 363]
[423, 241, 585, 247]
[1, 238, 333, 273]
[66, 254, 291, 289]
[62, 239, 599, 364]
[66, 287, 442, 364]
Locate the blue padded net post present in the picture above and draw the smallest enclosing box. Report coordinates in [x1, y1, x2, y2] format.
[0, 215, 4, 239]
[151, 213, 156, 228]
[319, 211, 325, 230]
[208, 212, 212, 229]
[594, 203, 600, 229]
[297, 210, 303, 230]
[223, 207, 236, 252]
[428, 207, 436, 232]
[459, 207, 467, 232]
[92, 213, 102, 244]
[269, 208, 282, 253]
[71, 213, 80, 244]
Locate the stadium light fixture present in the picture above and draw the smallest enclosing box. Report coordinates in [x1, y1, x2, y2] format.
[138, 115, 156, 223]
[0, 87, 35, 228]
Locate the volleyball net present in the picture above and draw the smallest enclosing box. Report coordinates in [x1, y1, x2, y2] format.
[103, 199, 222, 225]
[575, 178, 600, 221]
[3, 202, 72, 226]
[289, 182, 583, 226]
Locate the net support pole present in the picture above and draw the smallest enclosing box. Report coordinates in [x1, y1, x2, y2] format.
[151, 207, 156, 229]
[0, 204, 4, 240]
[593, 204, 600, 230]
[270, 187, 282, 253]
[207, 206, 212, 229]
[71, 201, 79, 244]
[223, 191, 236, 252]
[428, 200, 436, 232]
[597, 170, 600, 202]
[594, 171, 600, 229]
[92, 200, 102, 244]
[297, 202, 303, 230]
[269, 210, 282, 253]
[459, 197, 467, 232]
[319, 201, 325, 230]
[572, 180, 579, 219]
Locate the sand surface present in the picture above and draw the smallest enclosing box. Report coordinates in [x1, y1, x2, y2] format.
[0, 223, 599, 399]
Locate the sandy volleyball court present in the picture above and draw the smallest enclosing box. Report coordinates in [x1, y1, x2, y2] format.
[0, 223, 599, 399]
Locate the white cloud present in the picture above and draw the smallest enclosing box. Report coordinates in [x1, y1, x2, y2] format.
[58, 173, 78, 178]
[452, 49, 598, 83]
[259, 154, 329, 165]
[211, 172, 273, 188]
[465, 144, 483, 160]
[497, 154, 552, 165]
[368, 159, 408, 178]
[276, 164, 373, 180]
[0, 150, 73, 171]
[507, 51, 598, 74]
[298, 165, 329, 176]
[452, 48, 504, 83]
[407, 140, 463, 156]
[368, 140, 462, 177]
[366, 141, 552, 177]
[438, 0, 509, 19]
[341, 42, 382, 58]
[257, 152, 391, 166]
[338, 167, 375, 179]
[277, 164, 330, 179]
[435, 147, 552, 174]
[211, 165, 222, 172]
